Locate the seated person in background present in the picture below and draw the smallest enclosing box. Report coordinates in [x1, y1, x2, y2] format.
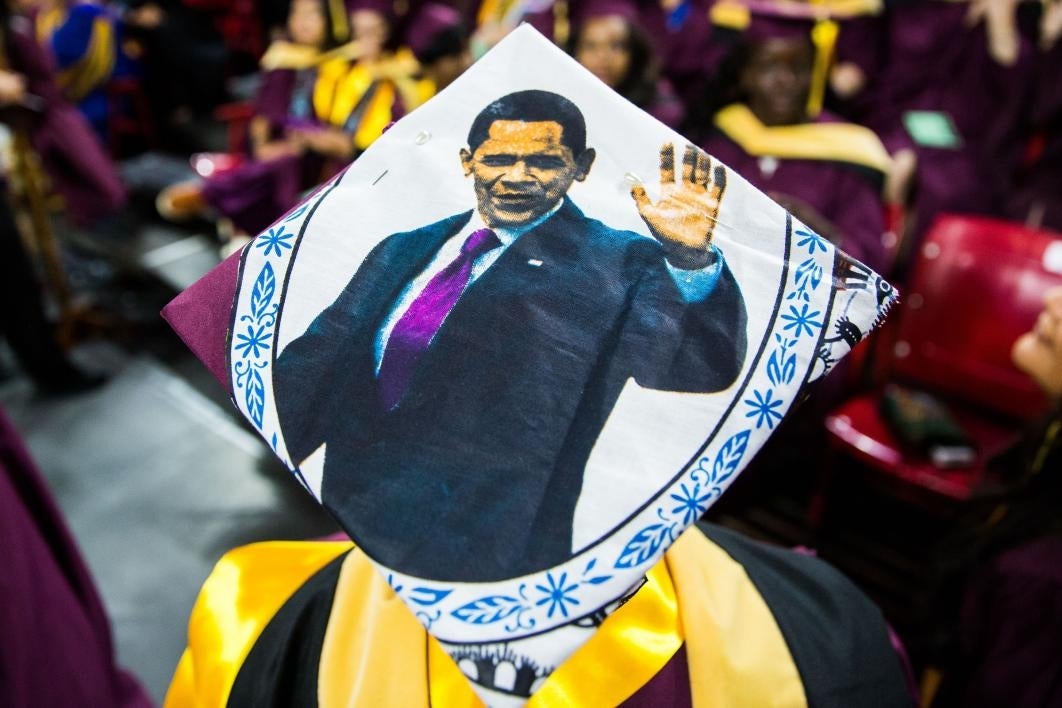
[571, 0, 686, 130]
[852, 0, 1039, 270]
[157, 0, 414, 238]
[1, 0, 124, 226]
[18, 0, 140, 141]
[699, 5, 890, 273]
[932, 286, 1062, 707]
[405, 2, 471, 95]
[339, 0, 431, 137]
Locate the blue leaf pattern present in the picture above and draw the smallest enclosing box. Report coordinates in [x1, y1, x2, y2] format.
[614, 523, 675, 569]
[409, 587, 452, 606]
[246, 368, 265, 428]
[711, 430, 750, 485]
[451, 595, 525, 625]
[250, 262, 276, 321]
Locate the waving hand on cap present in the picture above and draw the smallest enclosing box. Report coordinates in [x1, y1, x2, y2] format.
[630, 143, 727, 270]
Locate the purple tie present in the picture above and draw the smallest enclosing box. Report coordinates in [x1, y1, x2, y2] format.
[377, 227, 502, 410]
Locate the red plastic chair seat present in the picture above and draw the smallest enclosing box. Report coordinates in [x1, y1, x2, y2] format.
[825, 394, 1021, 501]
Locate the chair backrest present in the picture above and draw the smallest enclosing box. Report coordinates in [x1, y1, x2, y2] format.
[890, 215, 1062, 420]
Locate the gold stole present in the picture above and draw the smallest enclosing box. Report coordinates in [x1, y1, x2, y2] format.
[312, 49, 423, 150]
[714, 103, 892, 175]
[165, 529, 808, 706]
[38, 7, 116, 102]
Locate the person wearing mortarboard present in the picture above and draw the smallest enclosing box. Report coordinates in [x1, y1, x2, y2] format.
[19, 0, 141, 141]
[569, 0, 686, 130]
[698, 0, 892, 274]
[405, 2, 472, 95]
[156, 0, 424, 239]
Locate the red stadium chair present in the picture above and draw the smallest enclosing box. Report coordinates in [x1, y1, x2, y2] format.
[811, 215, 1062, 522]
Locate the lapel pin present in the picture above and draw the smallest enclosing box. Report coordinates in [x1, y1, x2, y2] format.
[527, 259, 544, 267]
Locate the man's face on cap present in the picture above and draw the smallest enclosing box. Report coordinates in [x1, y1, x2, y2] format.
[460, 120, 595, 228]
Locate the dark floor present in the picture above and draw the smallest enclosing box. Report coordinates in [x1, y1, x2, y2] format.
[5, 210, 337, 704]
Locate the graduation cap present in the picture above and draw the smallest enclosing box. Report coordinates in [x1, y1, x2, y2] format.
[163, 25, 894, 705]
[710, 0, 882, 116]
[406, 2, 466, 64]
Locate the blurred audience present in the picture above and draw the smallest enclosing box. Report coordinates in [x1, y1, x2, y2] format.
[155, 0, 372, 235]
[698, 7, 891, 273]
[850, 0, 1041, 270]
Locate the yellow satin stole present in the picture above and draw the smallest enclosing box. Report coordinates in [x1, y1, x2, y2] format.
[714, 103, 892, 175]
[165, 529, 808, 707]
[311, 49, 423, 149]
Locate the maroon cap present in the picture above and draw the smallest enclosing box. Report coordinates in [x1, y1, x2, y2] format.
[406, 2, 464, 61]
[346, 0, 396, 18]
[575, 0, 641, 25]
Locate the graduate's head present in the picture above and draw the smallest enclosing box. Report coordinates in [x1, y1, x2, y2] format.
[407, 4, 471, 92]
[461, 91, 596, 228]
[571, 0, 658, 105]
[739, 34, 814, 126]
[1013, 286, 1062, 401]
[347, 0, 393, 60]
[289, 0, 349, 49]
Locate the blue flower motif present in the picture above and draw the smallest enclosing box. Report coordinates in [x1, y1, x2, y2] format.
[744, 389, 784, 429]
[255, 227, 294, 257]
[534, 571, 580, 619]
[795, 228, 828, 254]
[669, 482, 712, 524]
[780, 304, 824, 338]
[234, 325, 272, 359]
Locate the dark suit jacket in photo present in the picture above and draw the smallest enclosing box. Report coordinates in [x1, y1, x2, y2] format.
[274, 198, 748, 581]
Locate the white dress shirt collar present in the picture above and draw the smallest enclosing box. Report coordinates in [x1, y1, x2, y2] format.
[470, 199, 565, 245]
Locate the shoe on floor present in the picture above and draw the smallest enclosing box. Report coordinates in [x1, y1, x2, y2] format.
[157, 182, 207, 222]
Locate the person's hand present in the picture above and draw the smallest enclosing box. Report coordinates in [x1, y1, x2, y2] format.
[291, 127, 355, 160]
[630, 143, 726, 269]
[830, 61, 866, 100]
[254, 139, 301, 162]
[1013, 286, 1062, 400]
[966, 0, 1021, 65]
[126, 3, 165, 29]
[0, 70, 27, 107]
[1042, 0, 1062, 49]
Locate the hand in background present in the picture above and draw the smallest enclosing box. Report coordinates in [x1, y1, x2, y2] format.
[0, 70, 27, 107]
